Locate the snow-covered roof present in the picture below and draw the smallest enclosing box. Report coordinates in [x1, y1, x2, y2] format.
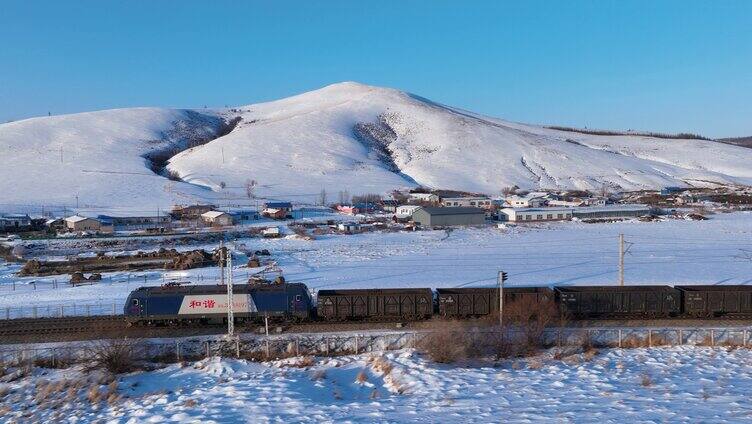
[201, 211, 230, 219]
[64, 215, 93, 223]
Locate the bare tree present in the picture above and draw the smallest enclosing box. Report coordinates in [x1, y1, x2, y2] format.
[338, 190, 350, 205]
[501, 186, 518, 197]
[352, 193, 382, 204]
[319, 189, 327, 206]
[245, 179, 257, 199]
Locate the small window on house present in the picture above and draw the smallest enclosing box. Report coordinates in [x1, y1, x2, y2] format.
[557, 214, 563, 219]
[537, 215, 543, 220]
[470, 202, 475, 205]
[547, 214, 553, 219]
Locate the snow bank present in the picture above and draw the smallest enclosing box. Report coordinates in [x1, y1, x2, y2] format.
[4, 347, 752, 422]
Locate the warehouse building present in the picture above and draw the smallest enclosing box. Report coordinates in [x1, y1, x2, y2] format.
[64, 215, 105, 232]
[411, 207, 486, 227]
[498, 208, 573, 222]
[571, 204, 652, 220]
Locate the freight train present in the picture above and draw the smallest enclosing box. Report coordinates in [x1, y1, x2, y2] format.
[123, 282, 752, 325]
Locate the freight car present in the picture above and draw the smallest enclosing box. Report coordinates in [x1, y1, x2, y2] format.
[437, 287, 554, 318]
[124, 282, 313, 325]
[556, 286, 682, 319]
[677, 286, 752, 318]
[317, 288, 433, 321]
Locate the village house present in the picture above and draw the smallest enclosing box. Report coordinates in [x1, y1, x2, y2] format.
[394, 205, 422, 220]
[262, 202, 293, 219]
[337, 222, 361, 234]
[660, 186, 684, 196]
[228, 208, 259, 223]
[262, 226, 281, 238]
[201, 211, 234, 226]
[547, 196, 607, 208]
[498, 208, 573, 222]
[45, 217, 66, 232]
[504, 194, 548, 208]
[64, 215, 108, 232]
[170, 204, 216, 220]
[380, 199, 399, 213]
[440, 196, 493, 209]
[97, 214, 171, 231]
[336, 203, 378, 215]
[0, 214, 32, 232]
[408, 192, 440, 203]
[411, 207, 486, 227]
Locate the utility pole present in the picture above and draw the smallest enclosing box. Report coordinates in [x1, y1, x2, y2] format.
[219, 240, 225, 285]
[227, 248, 234, 337]
[498, 271, 508, 331]
[618, 233, 625, 287]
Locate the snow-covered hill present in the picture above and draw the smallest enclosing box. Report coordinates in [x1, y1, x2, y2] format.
[3, 82, 752, 212]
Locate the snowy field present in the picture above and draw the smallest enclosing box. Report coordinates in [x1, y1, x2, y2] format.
[1, 212, 752, 313]
[4, 347, 752, 422]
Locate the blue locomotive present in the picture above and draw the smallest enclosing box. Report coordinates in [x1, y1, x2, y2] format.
[124, 282, 313, 325]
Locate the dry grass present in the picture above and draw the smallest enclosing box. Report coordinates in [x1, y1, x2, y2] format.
[582, 347, 599, 362]
[311, 369, 327, 381]
[280, 356, 315, 368]
[641, 374, 653, 387]
[622, 336, 648, 348]
[356, 370, 368, 383]
[368, 356, 394, 375]
[184, 399, 198, 407]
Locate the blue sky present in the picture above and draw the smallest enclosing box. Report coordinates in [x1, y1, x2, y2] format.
[2, 0, 751, 138]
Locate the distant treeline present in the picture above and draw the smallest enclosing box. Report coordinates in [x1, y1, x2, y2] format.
[546, 125, 711, 141]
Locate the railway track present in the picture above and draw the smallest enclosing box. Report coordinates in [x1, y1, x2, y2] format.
[0, 316, 128, 338]
[4, 314, 752, 345]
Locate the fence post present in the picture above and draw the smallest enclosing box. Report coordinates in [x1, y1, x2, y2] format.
[205, 341, 210, 358]
[176, 341, 181, 362]
[679, 329, 683, 346]
[5, 308, 9, 320]
[648, 330, 652, 347]
[744, 330, 748, 348]
[59, 305, 64, 318]
[557, 329, 562, 348]
[33, 306, 37, 319]
[296, 338, 300, 356]
[355, 335, 359, 354]
[86, 305, 91, 316]
[325, 338, 329, 356]
[711, 329, 715, 347]
[235, 338, 240, 358]
[618, 329, 622, 348]
[113, 303, 117, 315]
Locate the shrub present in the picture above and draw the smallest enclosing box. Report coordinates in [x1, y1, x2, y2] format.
[418, 322, 473, 363]
[84, 338, 141, 374]
[503, 296, 563, 354]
